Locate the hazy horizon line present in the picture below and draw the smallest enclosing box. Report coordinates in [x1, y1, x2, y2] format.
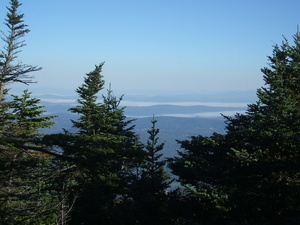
[39, 97, 248, 108]
[126, 110, 245, 118]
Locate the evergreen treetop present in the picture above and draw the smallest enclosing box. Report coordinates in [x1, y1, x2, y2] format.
[69, 62, 105, 135]
[0, 0, 41, 102]
[169, 31, 300, 224]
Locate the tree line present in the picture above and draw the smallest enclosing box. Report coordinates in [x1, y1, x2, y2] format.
[0, 1, 299, 224]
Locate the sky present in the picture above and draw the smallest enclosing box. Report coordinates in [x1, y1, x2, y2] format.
[1, 0, 300, 95]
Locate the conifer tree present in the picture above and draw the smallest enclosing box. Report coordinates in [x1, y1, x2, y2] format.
[0, 0, 41, 104]
[141, 116, 169, 193]
[169, 133, 230, 224]
[169, 32, 300, 224]
[223, 32, 300, 224]
[69, 63, 105, 135]
[7, 89, 56, 137]
[132, 116, 171, 225]
[0, 90, 59, 224]
[58, 63, 140, 225]
[0, 0, 41, 140]
[0, 2, 57, 223]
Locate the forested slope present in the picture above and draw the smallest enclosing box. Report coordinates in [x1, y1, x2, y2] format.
[0, 1, 299, 224]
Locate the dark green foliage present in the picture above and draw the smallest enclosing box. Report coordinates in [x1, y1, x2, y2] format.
[127, 116, 172, 225]
[140, 116, 171, 198]
[143, 116, 166, 176]
[2, 1, 300, 224]
[169, 134, 232, 224]
[7, 89, 56, 138]
[223, 33, 300, 224]
[56, 63, 141, 225]
[0, 2, 60, 224]
[0, 0, 40, 141]
[169, 32, 300, 224]
[0, 90, 59, 224]
[69, 63, 105, 135]
[0, 2, 55, 223]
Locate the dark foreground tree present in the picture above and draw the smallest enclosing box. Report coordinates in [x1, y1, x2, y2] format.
[0, 1, 61, 224]
[170, 32, 300, 225]
[169, 133, 231, 224]
[0, 90, 59, 224]
[130, 116, 172, 225]
[53, 63, 141, 225]
[0, 0, 41, 142]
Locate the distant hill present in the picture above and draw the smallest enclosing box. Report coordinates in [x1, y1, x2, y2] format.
[32, 90, 254, 157]
[133, 116, 226, 158]
[43, 113, 227, 158]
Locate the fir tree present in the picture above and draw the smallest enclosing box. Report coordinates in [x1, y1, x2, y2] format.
[0, 90, 59, 224]
[0, 0, 41, 141]
[141, 116, 169, 194]
[223, 32, 300, 224]
[57, 63, 140, 225]
[7, 89, 56, 138]
[169, 32, 300, 224]
[69, 63, 105, 135]
[0, 0, 41, 104]
[130, 116, 171, 225]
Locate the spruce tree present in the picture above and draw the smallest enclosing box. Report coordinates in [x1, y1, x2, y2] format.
[7, 89, 56, 138]
[69, 63, 105, 135]
[0, 90, 59, 224]
[169, 32, 300, 224]
[132, 116, 171, 225]
[0, 0, 41, 139]
[0, 2, 58, 223]
[141, 116, 170, 195]
[0, 0, 41, 104]
[223, 32, 300, 224]
[58, 63, 140, 225]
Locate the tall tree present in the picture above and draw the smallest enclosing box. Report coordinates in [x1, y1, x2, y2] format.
[131, 116, 171, 225]
[69, 63, 105, 135]
[170, 32, 300, 224]
[0, 0, 41, 151]
[0, 0, 41, 103]
[223, 32, 300, 224]
[57, 63, 140, 225]
[0, 90, 59, 225]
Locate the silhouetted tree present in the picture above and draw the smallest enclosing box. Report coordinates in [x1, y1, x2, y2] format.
[169, 32, 300, 225]
[0, 0, 41, 104]
[0, 90, 59, 225]
[126, 116, 172, 225]
[56, 63, 140, 225]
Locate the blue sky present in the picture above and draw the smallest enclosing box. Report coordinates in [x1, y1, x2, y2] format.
[1, 0, 300, 95]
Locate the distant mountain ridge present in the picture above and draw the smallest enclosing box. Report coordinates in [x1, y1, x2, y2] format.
[11, 89, 255, 157]
[44, 113, 227, 158]
[30, 90, 255, 118]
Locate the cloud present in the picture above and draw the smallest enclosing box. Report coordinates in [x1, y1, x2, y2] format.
[121, 101, 248, 107]
[40, 98, 77, 103]
[39, 96, 248, 108]
[127, 110, 245, 118]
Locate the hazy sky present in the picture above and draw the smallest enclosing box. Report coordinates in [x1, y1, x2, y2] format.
[1, 0, 299, 94]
